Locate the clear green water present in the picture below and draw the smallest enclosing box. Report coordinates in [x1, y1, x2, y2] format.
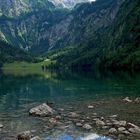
[0, 70, 140, 139]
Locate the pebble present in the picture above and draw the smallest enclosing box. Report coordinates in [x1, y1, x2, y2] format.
[83, 124, 92, 130]
[109, 128, 117, 134]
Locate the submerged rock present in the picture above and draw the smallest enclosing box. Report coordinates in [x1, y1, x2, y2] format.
[83, 124, 92, 130]
[123, 97, 132, 103]
[113, 120, 126, 127]
[134, 98, 140, 103]
[17, 131, 32, 140]
[68, 112, 79, 118]
[109, 128, 117, 134]
[127, 122, 140, 129]
[96, 119, 105, 126]
[109, 115, 118, 118]
[88, 105, 94, 109]
[29, 103, 54, 117]
[128, 127, 140, 134]
[76, 123, 83, 127]
[118, 127, 126, 133]
[0, 124, 3, 128]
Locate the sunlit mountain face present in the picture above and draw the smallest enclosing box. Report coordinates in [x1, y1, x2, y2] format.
[49, 0, 96, 8]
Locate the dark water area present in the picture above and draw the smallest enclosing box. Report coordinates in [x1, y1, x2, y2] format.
[0, 70, 140, 140]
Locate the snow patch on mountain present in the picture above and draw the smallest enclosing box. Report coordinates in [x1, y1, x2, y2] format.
[49, 0, 96, 8]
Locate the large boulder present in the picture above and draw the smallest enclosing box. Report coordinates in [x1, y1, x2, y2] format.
[29, 103, 54, 117]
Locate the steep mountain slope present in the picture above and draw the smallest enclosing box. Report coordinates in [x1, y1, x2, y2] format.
[0, 40, 34, 67]
[47, 0, 140, 70]
[0, 0, 55, 17]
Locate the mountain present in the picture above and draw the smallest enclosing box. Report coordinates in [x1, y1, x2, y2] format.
[47, 0, 140, 70]
[49, 0, 94, 8]
[0, 0, 55, 17]
[0, 0, 119, 54]
[0, 0, 139, 70]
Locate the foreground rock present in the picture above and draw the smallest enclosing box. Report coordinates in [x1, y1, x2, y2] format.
[109, 128, 117, 134]
[134, 98, 140, 103]
[17, 131, 32, 140]
[83, 124, 92, 130]
[0, 124, 3, 128]
[96, 119, 105, 126]
[29, 103, 54, 117]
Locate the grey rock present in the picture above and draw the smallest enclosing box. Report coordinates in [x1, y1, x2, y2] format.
[118, 127, 126, 133]
[55, 115, 61, 120]
[83, 124, 92, 130]
[134, 98, 140, 103]
[113, 120, 126, 127]
[96, 119, 105, 126]
[128, 127, 140, 134]
[127, 122, 139, 129]
[88, 105, 94, 109]
[0, 124, 3, 128]
[17, 131, 32, 140]
[68, 112, 79, 118]
[123, 97, 132, 103]
[76, 123, 83, 127]
[109, 128, 117, 134]
[109, 115, 118, 118]
[29, 103, 54, 117]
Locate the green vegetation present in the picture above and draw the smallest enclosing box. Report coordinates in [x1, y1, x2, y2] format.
[47, 0, 140, 70]
[2, 59, 55, 76]
[0, 40, 35, 67]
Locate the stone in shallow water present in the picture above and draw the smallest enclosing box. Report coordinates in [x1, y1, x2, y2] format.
[96, 119, 105, 126]
[118, 127, 126, 133]
[128, 127, 140, 134]
[68, 112, 79, 118]
[17, 131, 32, 140]
[123, 97, 132, 103]
[83, 124, 92, 130]
[88, 105, 94, 109]
[29, 103, 54, 117]
[134, 97, 140, 103]
[0, 124, 3, 128]
[109, 128, 117, 134]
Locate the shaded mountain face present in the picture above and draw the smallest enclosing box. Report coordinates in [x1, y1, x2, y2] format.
[0, 0, 123, 54]
[48, 0, 140, 70]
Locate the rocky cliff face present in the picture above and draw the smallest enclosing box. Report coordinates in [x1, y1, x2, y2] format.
[0, 0, 124, 54]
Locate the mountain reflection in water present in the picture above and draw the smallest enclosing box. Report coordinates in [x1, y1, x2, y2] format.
[45, 133, 111, 140]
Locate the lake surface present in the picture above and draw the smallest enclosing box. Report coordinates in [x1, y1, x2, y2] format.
[0, 70, 140, 140]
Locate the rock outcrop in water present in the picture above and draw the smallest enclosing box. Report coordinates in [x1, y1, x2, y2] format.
[17, 131, 41, 140]
[29, 103, 54, 117]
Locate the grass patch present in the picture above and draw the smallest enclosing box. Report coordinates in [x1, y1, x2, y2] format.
[2, 59, 55, 76]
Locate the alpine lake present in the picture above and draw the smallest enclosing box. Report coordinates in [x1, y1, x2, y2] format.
[0, 68, 140, 140]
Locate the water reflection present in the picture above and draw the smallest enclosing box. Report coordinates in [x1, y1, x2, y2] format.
[45, 133, 111, 140]
[0, 70, 140, 139]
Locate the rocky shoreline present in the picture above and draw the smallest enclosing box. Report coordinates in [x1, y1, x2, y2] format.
[1, 97, 140, 140]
